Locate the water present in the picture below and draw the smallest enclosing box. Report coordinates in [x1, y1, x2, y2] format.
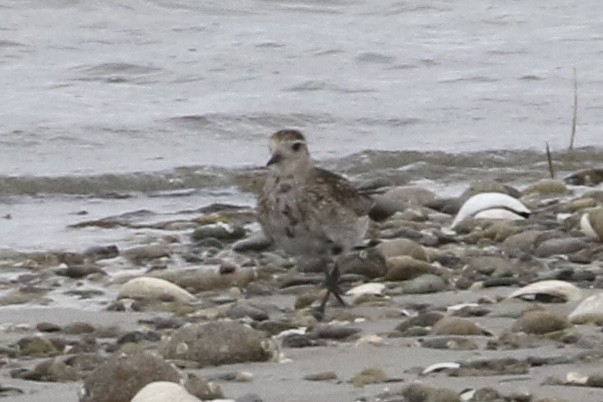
[1, 0, 602, 250]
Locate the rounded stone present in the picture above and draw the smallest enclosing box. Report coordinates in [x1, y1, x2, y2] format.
[377, 238, 428, 261]
[512, 309, 571, 334]
[534, 237, 588, 258]
[80, 352, 181, 402]
[430, 317, 490, 336]
[118, 277, 196, 303]
[160, 321, 275, 367]
[384, 256, 433, 281]
[522, 179, 568, 196]
[502, 230, 543, 255]
[338, 248, 387, 279]
[191, 224, 246, 242]
[399, 274, 447, 294]
[568, 293, 603, 324]
[130, 381, 201, 402]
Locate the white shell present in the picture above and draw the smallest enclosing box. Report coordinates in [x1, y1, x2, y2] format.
[569, 293, 603, 324]
[421, 362, 461, 375]
[130, 382, 202, 402]
[451, 192, 530, 229]
[118, 277, 196, 303]
[473, 208, 526, 221]
[345, 283, 385, 297]
[580, 212, 598, 238]
[566, 371, 588, 385]
[507, 280, 582, 302]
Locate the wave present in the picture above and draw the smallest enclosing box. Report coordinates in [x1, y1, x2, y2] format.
[1, 147, 601, 198]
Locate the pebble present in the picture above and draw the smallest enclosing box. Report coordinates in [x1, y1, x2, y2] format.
[160, 321, 277, 367]
[402, 382, 461, 402]
[522, 179, 568, 196]
[385, 256, 434, 281]
[80, 352, 182, 402]
[564, 168, 603, 186]
[534, 237, 588, 258]
[568, 293, 603, 324]
[399, 274, 447, 294]
[130, 381, 201, 402]
[349, 367, 389, 387]
[191, 223, 246, 242]
[377, 238, 428, 261]
[155, 268, 256, 292]
[512, 309, 571, 335]
[122, 245, 171, 264]
[118, 277, 196, 303]
[338, 248, 387, 278]
[580, 208, 603, 241]
[430, 316, 491, 336]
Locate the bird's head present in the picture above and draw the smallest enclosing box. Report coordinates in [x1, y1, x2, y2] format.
[266, 129, 312, 174]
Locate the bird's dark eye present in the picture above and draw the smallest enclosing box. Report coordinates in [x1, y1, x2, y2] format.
[291, 142, 302, 152]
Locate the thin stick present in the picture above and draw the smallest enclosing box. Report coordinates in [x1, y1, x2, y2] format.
[546, 142, 555, 179]
[569, 67, 578, 151]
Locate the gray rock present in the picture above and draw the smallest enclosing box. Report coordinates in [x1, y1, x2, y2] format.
[80, 351, 181, 402]
[192, 224, 246, 242]
[534, 237, 588, 258]
[123, 245, 171, 264]
[338, 248, 386, 278]
[400, 274, 447, 294]
[512, 309, 571, 334]
[160, 321, 276, 367]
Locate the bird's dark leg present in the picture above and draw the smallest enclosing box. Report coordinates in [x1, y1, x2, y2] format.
[318, 261, 346, 318]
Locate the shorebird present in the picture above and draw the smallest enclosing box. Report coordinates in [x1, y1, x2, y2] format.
[257, 129, 376, 317]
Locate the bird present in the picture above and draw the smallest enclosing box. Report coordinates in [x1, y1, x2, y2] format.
[257, 129, 376, 318]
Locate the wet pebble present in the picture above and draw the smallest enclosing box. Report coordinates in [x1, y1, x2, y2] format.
[564, 168, 603, 186]
[156, 268, 256, 292]
[384, 256, 434, 281]
[349, 367, 389, 387]
[450, 357, 529, 377]
[430, 317, 491, 336]
[512, 309, 571, 335]
[303, 371, 338, 381]
[534, 237, 588, 258]
[399, 274, 447, 294]
[338, 248, 387, 278]
[522, 179, 568, 196]
[402, 382, 461, 402]
[227, 303, 270, 322]
[16, 336, 60, 357]
[160, 321, 276, 367]
[281, 333, 326, 348]
[184, 373, 224, 400]
[377, 238, 428, 261]
[420, 337, 478, 351]
[83, 245, 119, 261]
[13, 357, 79, 382]
[191, 223, 246, 242]
[123, 245, 171, 264]
[396, 311, 445, 333]
[311, 324, 362, 340]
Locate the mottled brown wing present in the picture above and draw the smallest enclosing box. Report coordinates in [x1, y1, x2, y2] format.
[311, 167, 374, 217]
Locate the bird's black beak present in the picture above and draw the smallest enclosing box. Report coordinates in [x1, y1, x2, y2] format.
[266, 153, 282, 166]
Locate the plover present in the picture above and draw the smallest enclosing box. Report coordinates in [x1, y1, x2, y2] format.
[257, 129, 375, 317]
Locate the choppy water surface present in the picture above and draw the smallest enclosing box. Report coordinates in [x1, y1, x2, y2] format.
[1, 0, 602, 250]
